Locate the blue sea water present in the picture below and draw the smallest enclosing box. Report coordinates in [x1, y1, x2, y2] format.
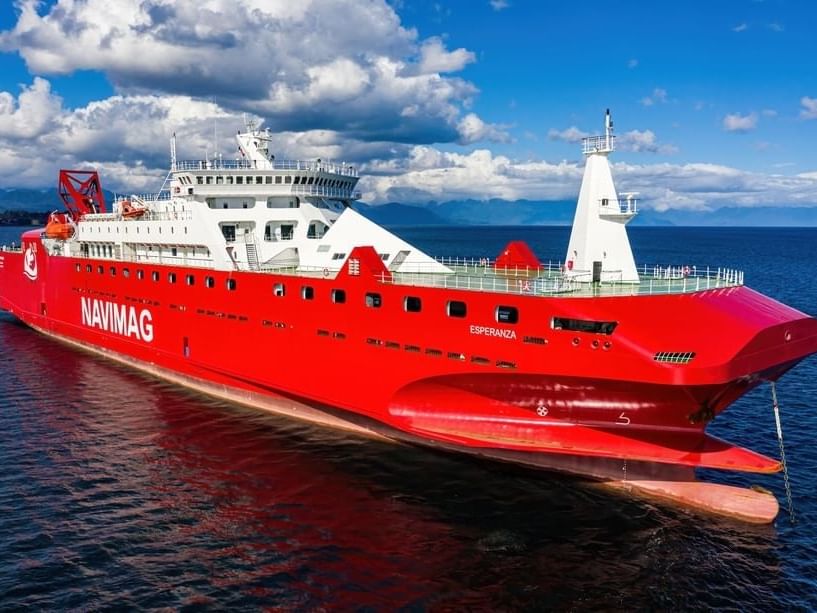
[1, 224, 817, 609]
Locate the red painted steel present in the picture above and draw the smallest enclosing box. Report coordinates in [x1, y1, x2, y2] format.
[3, 228, 817, 476]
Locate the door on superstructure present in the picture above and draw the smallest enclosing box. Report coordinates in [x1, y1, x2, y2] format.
[221, 225, 236, 242]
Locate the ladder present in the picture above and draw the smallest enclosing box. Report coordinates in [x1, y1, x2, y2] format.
[245, 242, 260, 271]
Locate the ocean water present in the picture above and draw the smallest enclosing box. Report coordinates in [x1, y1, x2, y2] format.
[1, 224, 817, 610]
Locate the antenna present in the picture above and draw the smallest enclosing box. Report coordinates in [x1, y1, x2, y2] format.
[170, 132, 177, 171]
[605, 109, 613, 150]
[213, 96, 218, 159]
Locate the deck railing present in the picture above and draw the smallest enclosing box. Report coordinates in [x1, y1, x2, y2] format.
[174, 159, 358, 177]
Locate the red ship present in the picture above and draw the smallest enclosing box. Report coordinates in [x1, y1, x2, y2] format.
[2, 112, 816, 523]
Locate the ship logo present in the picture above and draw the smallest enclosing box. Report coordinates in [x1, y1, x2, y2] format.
[23, 244, 37, 281]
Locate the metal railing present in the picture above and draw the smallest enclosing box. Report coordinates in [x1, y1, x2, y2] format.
[599, 197, 637, 215]
[582, 135, 615, 154]
[175, 159, 358, 177]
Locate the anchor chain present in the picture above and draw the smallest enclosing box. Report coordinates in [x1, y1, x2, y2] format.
[771, 381, 795, 522]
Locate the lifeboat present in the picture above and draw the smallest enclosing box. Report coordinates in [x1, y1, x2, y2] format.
[44, 212, 75, 240]
[120, 199, 146, 219]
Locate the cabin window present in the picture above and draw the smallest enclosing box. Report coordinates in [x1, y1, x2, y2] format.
[294, 176, 301, 185]
[205, 276, 215, 288]
[137, 269, 144, 280]
[226, 278, 237, 291]
[275, 176, 282, 184]
[75, 263, 81, 272]
[206, 176, 213, 185]
[273, 283, 285, 297]
[552, 317, 617, 335]
[404, 296, 422, 312]
[331, 253, 346, 261]
[301, 286, 314, 300]
[365, 293, 382, 308]
[123, 268, 130, 278]
[245, 176, 253, 184]
[98, 265, 104, 274]
[496, 306, 519, 324]
[186, 274, 195, 286]
[256, 176, 263, 184]
[447, 300, 467, 318]
[109, 266, 116, 276]
[221, 225, 236, 242]
[168, 272, 177, 284]
[265, 176, 272, 184]
[331, 289, 346, 304]
[227, 176, 234, 184]
[152, 271, 159, 282]
[171, 247, 177, 257]
[236, 176, 244, 184]
[85, 264, 92, 272]
[196, 176, 203, 184]
[216, 176, 223, 184]
[285, 175, 292, 184]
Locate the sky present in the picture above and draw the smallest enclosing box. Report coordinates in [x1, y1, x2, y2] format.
[0, 0, 816, 211]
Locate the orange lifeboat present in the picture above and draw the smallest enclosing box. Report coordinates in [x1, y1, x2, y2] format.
[120, 200, 146, 219]
[44, 212, 75, 240]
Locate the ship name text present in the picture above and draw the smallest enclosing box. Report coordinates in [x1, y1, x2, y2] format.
[81, 297, 154, 342]
[469, 325, 517, 340]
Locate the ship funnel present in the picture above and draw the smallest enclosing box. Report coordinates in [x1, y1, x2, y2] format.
[565, 110, 639, 283]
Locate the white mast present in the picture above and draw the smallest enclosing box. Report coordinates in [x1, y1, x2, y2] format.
[564, 109, 639, 283]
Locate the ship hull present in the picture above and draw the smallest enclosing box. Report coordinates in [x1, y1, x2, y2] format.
[2, 238, 817, 522]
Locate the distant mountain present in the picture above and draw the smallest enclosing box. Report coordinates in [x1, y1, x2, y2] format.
[353, 202, 447, 225]
[0, 188, 57, 212]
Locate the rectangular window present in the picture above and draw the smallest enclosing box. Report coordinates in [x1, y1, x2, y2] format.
[265, 176, 272, 184]
[227, 176, 234, 184]
[552, 317, 617, 335]
[447, 300, 467, 318]
[275, 176, 282, 184]
[196, 176, 204, 184]
[496, 305, 519, 324]
[331, 289, 346, 304]
[294, 176, 301, 185]
[273, 282, 285, 297]
[206, 176, 213, 184]
[227, 278, 237, 291]
[404, 296, 422, 312]
[365, 293, 382, 308]
[236, 176, 244, 184]
[256, 176, 263, 184]
[301, 286, 314, 300]
[285, 175, 292, 184]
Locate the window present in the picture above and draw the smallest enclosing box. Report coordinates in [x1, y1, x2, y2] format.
[404, 296, 422, 312]
[206, 176, 213, 185]
[332, 253, 346, 261]
[275, 176, 282, 184]
[171, 247, 177, 257]
[137, 269, 144, 280]
[152, 271, 160, 282]
[273, 283, 285, 297]
[447, 300, 467, 318]
[265, 176, 272, 184]
[331, 289, 346, 304]
[86, 264, 92, 272]
[206, 276, 215, 288]
[236, 176, 244, 184]
[109, 266, 116, 276]
[301, 286, 314, 300]
[496, 306, 519, 324]
[226, 278, 237, 291]
[196, 176, 203, 184]
[98, 266, 104, 274]
[168, 272, 177, 284]
[256, 176, 263, 184]
[285, 175, 292, 184]
[365, 293, 382, 308]
[186, 274, 195, 286]
[552, 317, 617, 335]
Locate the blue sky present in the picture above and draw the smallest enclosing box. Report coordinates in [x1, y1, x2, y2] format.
[0, 0, 815, 209]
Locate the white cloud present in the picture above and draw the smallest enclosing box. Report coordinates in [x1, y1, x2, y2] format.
[0, 0, 487, 145]
[417, 37, 475, 74]
[617, 130, 678, 155]
[723, 112, 758, 132]
[627, 59, 638, 69]
[0, 77, 62, 139]
[761, 108, 778, 117]
[490, 0, 510, 10]
[547, 126, 589, 143]
[800, 96, 817, 120]
[640, 88, 668, 107]
[768, 22, 784, 32]
[456, 113, 511, 144]
[359, 145, 817, 209]
[733, 23, 748, 32]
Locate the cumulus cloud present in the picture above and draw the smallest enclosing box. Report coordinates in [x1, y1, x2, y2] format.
[732, 23, 748, 32]
[0, 0, 491, 145]
[723, 112, 758, 132]
[358, 145, 817, 209]
[0, 77, 62, 139]
[456, 113, 511, 144]
[800, 96, 817, 120]
[490, 0, 510, 10]
[548, 126, 589, 143]
[617, 130, 678, 155]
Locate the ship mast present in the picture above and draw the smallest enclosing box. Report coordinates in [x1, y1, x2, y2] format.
[564, 109, 639, 283]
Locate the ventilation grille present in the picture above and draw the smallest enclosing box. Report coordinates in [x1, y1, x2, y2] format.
[654, 351, 696, 364]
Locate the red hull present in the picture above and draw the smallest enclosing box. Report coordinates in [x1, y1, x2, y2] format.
[3, 232, 817, 480]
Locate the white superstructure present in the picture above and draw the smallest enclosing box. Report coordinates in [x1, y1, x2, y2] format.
[565, 110, 639, 283]
[61, 121, 450, 275]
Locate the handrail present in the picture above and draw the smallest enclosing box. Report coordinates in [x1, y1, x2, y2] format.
[174, 159, 358, 177]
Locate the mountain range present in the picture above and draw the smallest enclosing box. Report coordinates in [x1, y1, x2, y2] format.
[3, 188, 817, 227]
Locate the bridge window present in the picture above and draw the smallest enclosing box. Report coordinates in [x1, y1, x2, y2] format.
[294, 176, 301, 185]
[365, 293, 382, 308]
[307, 221, 329, 239]
[265, 176, 272, 184]
[404, 296, 422, 312]
[447, 300, 467, 318]
[332, 289, 346, 304]
[552, 317, 617, 335]
[496, 306, 519, 324]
